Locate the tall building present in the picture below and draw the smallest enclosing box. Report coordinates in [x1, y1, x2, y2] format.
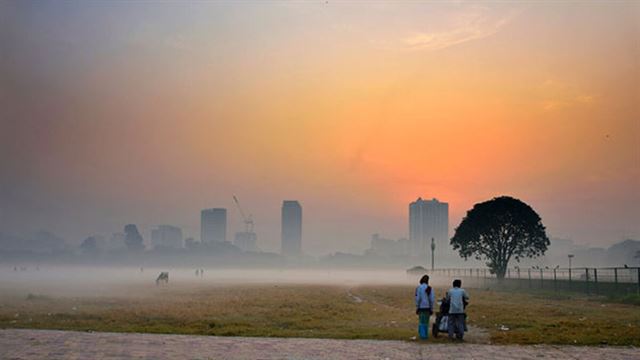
[201, 208, 227, 243]
[281, 200, 302, 256]
[409, 198, 449, 258]
[151, 225, 183, 249]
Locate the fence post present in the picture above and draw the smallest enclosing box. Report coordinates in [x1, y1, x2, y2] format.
[553, 268, 557, 292]
[528, 269, 532, 288]
[594, 268, 598, 294]
[569, 268, 572, 291]
[614, 268, 618, 289]
[585, 268, 590, 294]
[540, 269, 544, 289]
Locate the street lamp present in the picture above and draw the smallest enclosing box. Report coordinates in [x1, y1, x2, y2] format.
[431, 238, 436, 271]
[568, 254, 574, 282]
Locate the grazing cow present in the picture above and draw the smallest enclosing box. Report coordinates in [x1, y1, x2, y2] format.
[156, 272, 169, 285]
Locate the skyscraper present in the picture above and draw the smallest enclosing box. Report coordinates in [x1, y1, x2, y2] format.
[281, 200, 302, 256]
[409, 198, 449, 258]
[201, 208, 227, 243]
[151, 225, 183, 249]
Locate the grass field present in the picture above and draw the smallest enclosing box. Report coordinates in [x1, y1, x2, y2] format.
[0, 281, 638, 345]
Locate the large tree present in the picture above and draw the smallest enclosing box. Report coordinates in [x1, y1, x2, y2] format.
[80, 236, 99, 255]
[124, 224, 145, 252]
[451, 196, 549, 279]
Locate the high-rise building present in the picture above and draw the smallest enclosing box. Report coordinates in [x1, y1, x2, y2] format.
[201, 208, 227, 243]
[281, 200, 302, 256]
[151, 225, 183, 249]
[409, 198, 449, 258]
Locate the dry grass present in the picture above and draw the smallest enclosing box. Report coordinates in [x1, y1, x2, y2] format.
[467, 289, 640, 345]
[0, 284, 418, 340]
[0, 283, 638, 345]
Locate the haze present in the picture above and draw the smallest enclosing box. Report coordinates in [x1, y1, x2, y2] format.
[1, 1, 639, 255]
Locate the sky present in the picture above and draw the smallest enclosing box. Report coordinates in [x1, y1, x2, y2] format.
[1, 1, 639, 255]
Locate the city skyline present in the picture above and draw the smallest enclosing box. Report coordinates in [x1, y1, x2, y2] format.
[1, 1, 638, 255]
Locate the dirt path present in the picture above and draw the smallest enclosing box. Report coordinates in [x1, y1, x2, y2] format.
[1, 329, 638, 360]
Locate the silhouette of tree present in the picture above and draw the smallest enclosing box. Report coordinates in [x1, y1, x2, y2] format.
[451, 196, 549, 279]
[80, 236, 99, 255]
[124, 224, 145, 252]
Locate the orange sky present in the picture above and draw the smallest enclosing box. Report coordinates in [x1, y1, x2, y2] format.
[1, 1, 638, 254]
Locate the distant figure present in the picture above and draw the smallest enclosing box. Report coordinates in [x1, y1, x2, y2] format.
[200, 268, 204, 278]
[13, 266, 17, 271]
[415, 275, 435, 340]
[156, 272, 169, 285]
[140, 267, 144, 273]
[445, 279, 469, 341]
[195, 269, 199, 277]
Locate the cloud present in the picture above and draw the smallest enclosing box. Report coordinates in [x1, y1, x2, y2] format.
[401, 7, 519, 51]
[575, 95, 595, 104]
[539, 79, 597, 111]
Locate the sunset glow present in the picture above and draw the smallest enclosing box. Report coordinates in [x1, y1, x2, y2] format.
[1, 1, 638, 254]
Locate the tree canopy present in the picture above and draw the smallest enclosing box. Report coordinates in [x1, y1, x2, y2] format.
[80, 236, 99, 255]
[450, 196, 549, 279]
[124, 224, 145, 252]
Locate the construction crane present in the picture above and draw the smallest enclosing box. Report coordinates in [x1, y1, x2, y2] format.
[232, 195, 254, 233]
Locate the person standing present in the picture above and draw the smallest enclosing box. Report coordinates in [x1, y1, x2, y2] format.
[446, 279, 469, 341]
[415, 275, 435, 339]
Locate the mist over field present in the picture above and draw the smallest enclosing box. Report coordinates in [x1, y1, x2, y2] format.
[0, 266, 445, 299]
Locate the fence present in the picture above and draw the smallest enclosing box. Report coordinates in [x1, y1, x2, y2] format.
[429, 267, 640, 296]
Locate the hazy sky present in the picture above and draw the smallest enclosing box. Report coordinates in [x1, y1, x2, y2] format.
[1, 1, 639, 255]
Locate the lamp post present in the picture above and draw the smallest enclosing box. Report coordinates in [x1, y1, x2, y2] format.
[430, 238, 436, 271]
[568, 254, 574, 282]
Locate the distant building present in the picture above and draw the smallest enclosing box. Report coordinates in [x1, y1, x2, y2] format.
[151, 225, 183, 249]
[201, 208, 227, 243]
[184, 237, 198, 249]
[108, 232, 126, 250]
[234, 231, 258, 252]
[281, 200, 302, 256]
[409, 197, 449, 258]
[367, 234, 410, 257]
